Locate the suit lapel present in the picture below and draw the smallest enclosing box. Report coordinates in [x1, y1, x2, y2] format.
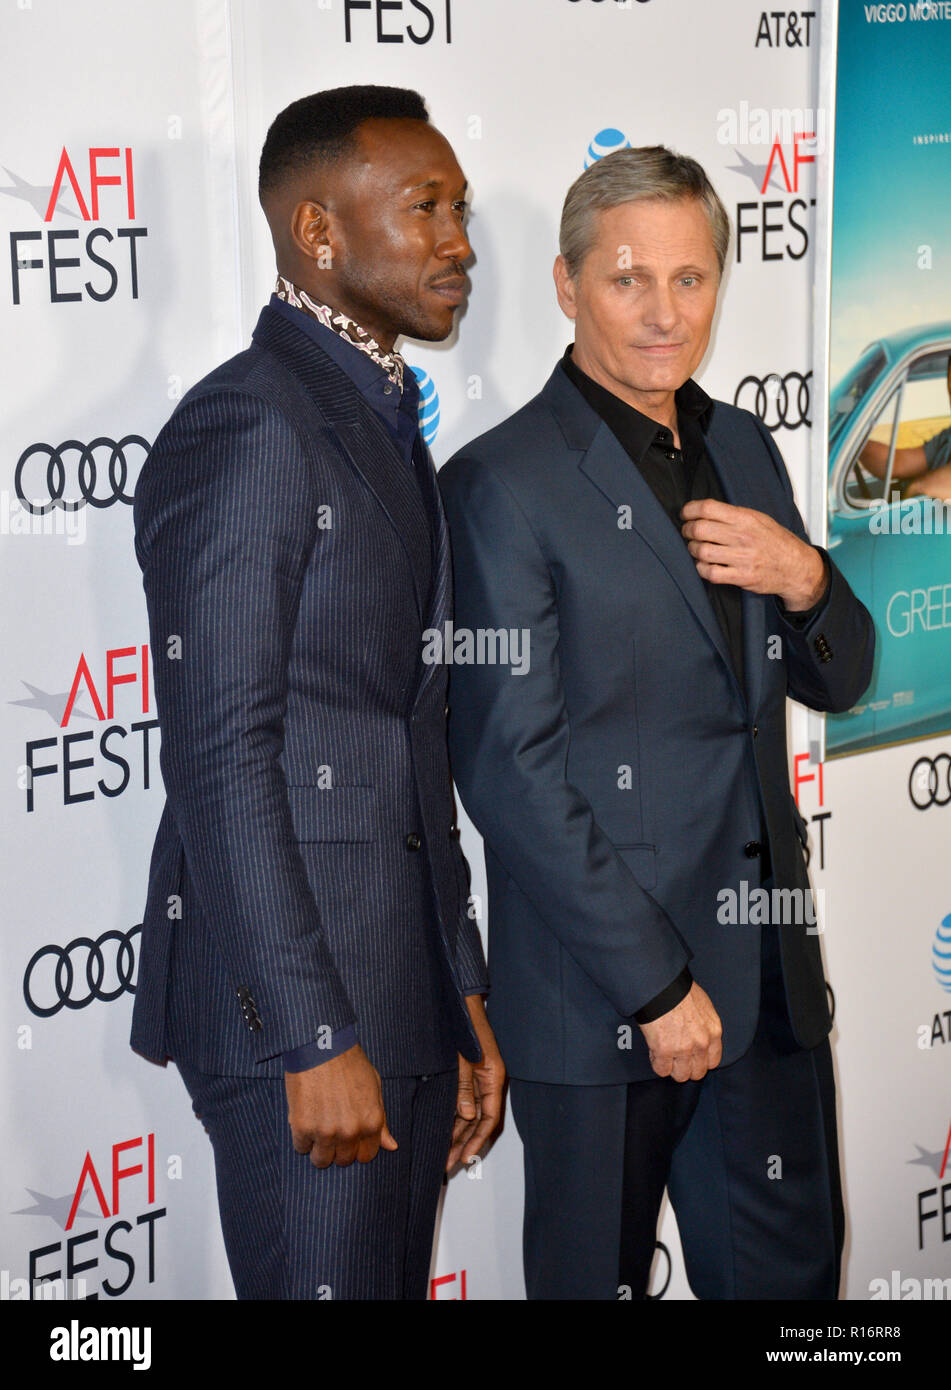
[252, 306, 432, 620]
[703, 416, 767, 721]
[326, 407, 433, 622]
[413, 445, 452, 709]
[545, 366, 747, 712]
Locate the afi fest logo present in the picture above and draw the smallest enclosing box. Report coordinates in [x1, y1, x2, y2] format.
[907, 1119, 951, 1252]
[14, 643, 159, 812]
[793, 752, 832, 871]
[431, 1268, 467, 1299]
[716, 108, 820, 264]
[8, 1132, 167, 1300]
[343, 0, 454, 43]
[6, 145, 146, 305]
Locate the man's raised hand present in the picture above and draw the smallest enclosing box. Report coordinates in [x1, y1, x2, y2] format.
[681, 498, 826, 612]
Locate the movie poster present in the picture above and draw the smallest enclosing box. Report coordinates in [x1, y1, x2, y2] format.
[821, 1, 951, 757]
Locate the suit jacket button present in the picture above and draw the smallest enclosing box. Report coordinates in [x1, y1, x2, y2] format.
[406, 832, 422, 852]
[752, 724, 759, 739]
[744, 840, 763, 858]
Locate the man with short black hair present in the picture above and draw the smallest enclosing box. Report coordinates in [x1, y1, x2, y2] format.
[132, 85, 503, 1300]
[440, 146, 873, 1300]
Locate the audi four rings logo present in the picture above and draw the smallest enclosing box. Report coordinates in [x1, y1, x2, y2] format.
[23, 927, 140, 1017]
[14, 435, 150, 513]
[733, 372, 812, 431]
[909, 754, 951, 810]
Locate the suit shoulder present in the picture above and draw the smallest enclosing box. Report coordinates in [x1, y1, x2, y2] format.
[708, 397, 791, 464]
[440, 389, 562, 492]
[150, 344, 307, 453]
[135, 348, 310, 521]
[706, 397, 765, 443]
[174, 341, 296, 415]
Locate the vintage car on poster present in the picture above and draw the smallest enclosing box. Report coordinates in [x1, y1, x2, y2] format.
[826, 322, 951, 756]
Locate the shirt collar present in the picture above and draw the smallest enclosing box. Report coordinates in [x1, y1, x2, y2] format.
[560, 344, 713, 459]
[274, 275, 406, 391]
[267, 294, 420, 463]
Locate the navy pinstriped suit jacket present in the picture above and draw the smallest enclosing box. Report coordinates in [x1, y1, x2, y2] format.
[131, 304, 487, 1080]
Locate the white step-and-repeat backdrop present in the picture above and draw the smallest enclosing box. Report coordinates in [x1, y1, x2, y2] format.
[2, 0, 948, 1302]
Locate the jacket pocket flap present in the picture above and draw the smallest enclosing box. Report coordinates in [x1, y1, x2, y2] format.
[615, 843, 657, 891]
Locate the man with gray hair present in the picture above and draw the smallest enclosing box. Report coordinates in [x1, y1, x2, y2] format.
[439, 147, 873, 1299]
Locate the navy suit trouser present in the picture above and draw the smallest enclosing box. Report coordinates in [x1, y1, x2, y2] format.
[176, 1060, 457, 1300]
[510, 922, 844, 1301]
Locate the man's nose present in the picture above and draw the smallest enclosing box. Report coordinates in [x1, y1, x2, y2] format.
[435, 214, 471, 263]
[641, 283, 678, 332]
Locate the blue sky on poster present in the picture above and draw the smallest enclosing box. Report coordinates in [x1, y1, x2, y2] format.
[830, 7, 951, 382]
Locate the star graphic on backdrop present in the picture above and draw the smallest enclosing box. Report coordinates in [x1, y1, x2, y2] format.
[11, 1188, 102, 1230]
[906, 1145, 945, 1177]
[8, 682, 95, 724]
[725, 149, 786, 195]
[0, 166, 78, 219]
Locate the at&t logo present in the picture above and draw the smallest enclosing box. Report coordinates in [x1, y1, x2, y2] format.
[411, 366, 440, 446]
[934, 915, 951, 995]
[754, 10, 815, 45]
[585, 128, 631, 169]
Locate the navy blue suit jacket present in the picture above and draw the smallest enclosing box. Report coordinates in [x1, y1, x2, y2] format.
[131, 304, 487, 1080]
[439, 363, 873, 1085]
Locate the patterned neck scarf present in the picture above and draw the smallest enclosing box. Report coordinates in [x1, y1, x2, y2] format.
[275, 274, 405, 391]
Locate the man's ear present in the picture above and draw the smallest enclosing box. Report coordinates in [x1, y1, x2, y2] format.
[553, 254, 579, 321]
[291, 200, 336, 270]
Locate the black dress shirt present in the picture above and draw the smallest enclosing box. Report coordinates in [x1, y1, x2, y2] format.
[561, 345, 747, 694]
[559, 347, 827, 1024]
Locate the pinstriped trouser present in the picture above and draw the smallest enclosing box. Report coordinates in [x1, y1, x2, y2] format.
[176, 1060, 457, 1300]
